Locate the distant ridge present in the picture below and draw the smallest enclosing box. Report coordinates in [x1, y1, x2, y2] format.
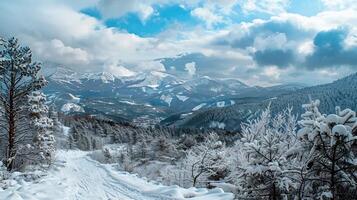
[163, 72, 357, 131]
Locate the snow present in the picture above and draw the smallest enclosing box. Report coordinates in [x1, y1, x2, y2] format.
[180, 112, 193, 118]
[160, 95, 173, 106]
[209, 121, 226, 129]
[216, 101, 225, 107]
[105, 65, 137, 77]
[50, 67, 82, 84]
[176, 95, 189, 102]
[332, 124, 350, 136]
[95, 100, 114, 105]
[192, 103, 206, 111]
[87, 72, 116, 83]
[68, 93, 80, 103]
[62, 126, 70, 136]
[210, 87, 221, 93]
[120, 100, 139, 105]
[61, 103, 84, 113]
[0, 150, 233, 200]
[129, 71, 172, 89]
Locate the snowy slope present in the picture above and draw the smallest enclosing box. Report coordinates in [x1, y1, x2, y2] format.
[0, 150, 233, 200]
[61, 103, 84, 113]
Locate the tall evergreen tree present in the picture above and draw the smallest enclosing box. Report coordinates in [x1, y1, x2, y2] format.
[0, 37, 46, 170]
[233, 108, 299, 199]
[28, 91, 55, 165]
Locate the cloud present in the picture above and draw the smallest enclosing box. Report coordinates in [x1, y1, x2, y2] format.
[39, 39, 90, 66]
[254, 49, 296, 68]
[184, 62, 196, 76]
[160, 52, 252, 78]
[0, 0, 174, 72]
[261, 66, 281, 81]
[191, 7, 223, 28]
[136, 60, 166, 72]
[253, 33, 287, 50]
[104, 62, 137, 77]
[304, 28, 357, 69]
[214, 17, 313, 49]
[1, 0, 356, 87]
[321, 0, 357, 11]
[97, 0, 155, 21]
[238, 0, 290, 15]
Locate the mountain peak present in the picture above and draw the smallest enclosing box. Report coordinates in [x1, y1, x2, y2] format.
[49, 67, 80, 83]
[85, 72, 116, 83]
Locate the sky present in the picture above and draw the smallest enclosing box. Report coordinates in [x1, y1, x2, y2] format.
[0, 0, 357, 86]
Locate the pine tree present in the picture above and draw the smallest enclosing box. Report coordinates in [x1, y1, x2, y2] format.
[28, 91, 56, 165]
[0, 38, 47, 170]
[298, 99, 357, 199]
[234, 108, 299, 199]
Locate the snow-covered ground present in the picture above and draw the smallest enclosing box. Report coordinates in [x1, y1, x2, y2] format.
[0, 150, 233, 200]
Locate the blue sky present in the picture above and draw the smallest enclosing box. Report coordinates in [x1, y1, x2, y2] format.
[0, 0, 356, 86]
[80, 0, 324, 37]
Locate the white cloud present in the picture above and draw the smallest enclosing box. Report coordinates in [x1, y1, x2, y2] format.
[321, 0, 357, 10]
[136, 60, 166, 72]
[238, 0, 290, 15]
[0, 0, 169, 72]
[191, 7, 223, 28]
[48, 39, 90, 64]
[25, 39, 90, 67]
[97, 0, 156, 22]
[185, 62, 197, 76]
[262, 66, 281, 81]
[137, 4, 154, 22]
[104, 62, 137, 77]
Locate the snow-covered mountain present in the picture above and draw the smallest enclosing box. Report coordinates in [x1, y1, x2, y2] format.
[44, 67, 304, 124]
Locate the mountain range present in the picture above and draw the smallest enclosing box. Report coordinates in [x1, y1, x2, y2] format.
[44, 67, 305, 126]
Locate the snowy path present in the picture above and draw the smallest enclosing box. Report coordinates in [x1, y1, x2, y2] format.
[48, 151, 162, 200]
[0, 150, 234, 200]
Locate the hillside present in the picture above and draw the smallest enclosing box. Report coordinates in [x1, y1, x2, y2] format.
[163, 73, 357, 131]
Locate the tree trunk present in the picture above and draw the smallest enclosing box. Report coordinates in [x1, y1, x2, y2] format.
[6, 71, 16, 171]
[330, 143, 337, 200]
[193, 175, 198, 187]
[271, 183, 278, 200]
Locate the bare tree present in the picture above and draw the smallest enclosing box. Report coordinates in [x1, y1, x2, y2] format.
[0, 37, 46, 171]
[183, 133, 227, 187]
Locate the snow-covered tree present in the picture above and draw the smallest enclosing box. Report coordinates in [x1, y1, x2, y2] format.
[183, 133, 228, 187]
[233, 108, 300, 199]
[28, 91, 56, 165]
[152, 136, 177, 160]
[136, 135, 150, 159]
[0, 38, 47, 170]
[48, 106, 61, 133]
[297, 99, 357, 199]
